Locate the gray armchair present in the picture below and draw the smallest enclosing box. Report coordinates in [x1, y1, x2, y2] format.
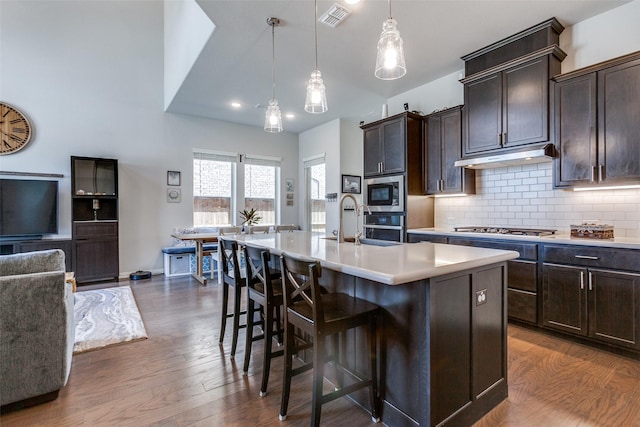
[0, 249, 74, 408]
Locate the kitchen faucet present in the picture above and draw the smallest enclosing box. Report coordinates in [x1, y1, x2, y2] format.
[338, 194, 371, 245]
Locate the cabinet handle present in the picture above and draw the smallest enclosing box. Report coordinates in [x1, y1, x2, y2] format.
[503, 132, 507, 145]
[588, 271, 593, 291]
[498, 133, 502, 146]
[598, 164, 604, 182]
[575, 255, 599, 260]
[580, 271, 585, 290]
[591, 166, 597, 183]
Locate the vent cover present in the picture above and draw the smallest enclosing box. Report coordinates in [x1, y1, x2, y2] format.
[319, 3, 352, 28]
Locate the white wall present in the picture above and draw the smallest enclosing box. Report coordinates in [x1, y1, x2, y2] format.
[391, 0, 640, 237]
[0, 0, 299, 276]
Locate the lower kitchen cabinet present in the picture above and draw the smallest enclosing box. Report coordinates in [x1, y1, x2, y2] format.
[542, 245, 640, 351]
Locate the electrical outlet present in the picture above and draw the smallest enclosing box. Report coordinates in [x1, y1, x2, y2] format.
[476, 289, 487, 306]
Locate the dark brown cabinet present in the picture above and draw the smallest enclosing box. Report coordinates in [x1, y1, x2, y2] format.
[542, 245, 640, 351]
[425, 106, 475, 195]
[71, 156, 119, 283]
[463, 57, 552, 155]
[554, 52, 640, 187]
[362, 113, 423, 194]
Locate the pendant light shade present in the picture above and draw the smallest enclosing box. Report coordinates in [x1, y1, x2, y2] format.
[265, 17, 283, 133]
[304, 69, 328, 114]
[305, 0, 328, 113]
[375, 1, 406, 80]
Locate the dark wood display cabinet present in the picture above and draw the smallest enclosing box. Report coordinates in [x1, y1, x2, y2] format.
[71, 156, 119, 283]
[424, 106, 475, 195]
[361, 111, 423, 195]
[553, 51, 640, 188]
[460, 18, 566, 158]
[542, 244, 640, 352]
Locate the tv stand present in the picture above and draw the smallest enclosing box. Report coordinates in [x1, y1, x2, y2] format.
[0, 238, 73, 271]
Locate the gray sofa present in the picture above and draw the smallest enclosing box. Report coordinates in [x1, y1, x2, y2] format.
[0, 249, 74, 408]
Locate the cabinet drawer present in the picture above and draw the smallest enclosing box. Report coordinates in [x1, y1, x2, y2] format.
[448, 237, 538, 260]
[542, 244, 638, 271]
[407, 234, 447, 244]
[508, 289, 537, 323]
[508, 260, 537, 292]
[73, 221, 118, 239]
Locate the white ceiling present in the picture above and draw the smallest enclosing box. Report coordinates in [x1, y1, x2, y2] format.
[166, 0, 630, 134]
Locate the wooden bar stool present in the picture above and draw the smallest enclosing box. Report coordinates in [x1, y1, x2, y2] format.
[242, 243, 284, 396]
[279, 252, 381, 427]
[218, 238, 248, 358]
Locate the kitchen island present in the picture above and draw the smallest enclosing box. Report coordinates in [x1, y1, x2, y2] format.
[222, 231, 519, 426]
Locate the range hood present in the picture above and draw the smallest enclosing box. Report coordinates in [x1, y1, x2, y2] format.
[454, 144, 555, 169]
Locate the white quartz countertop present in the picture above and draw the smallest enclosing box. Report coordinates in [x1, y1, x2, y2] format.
[221, 231, 518, 285]
[408, 228, 640, 250]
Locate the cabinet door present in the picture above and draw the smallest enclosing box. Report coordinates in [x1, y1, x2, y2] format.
[542, 263, 588, 336]
[363, 126, 382, 177]
[503, 57, 549, 148]
[588, 269, 640, 350]
[74, 238, 119, 283]
[598, 58, 640, 183]
[381, 117, 405, 174]
[425, 114, 442, 194]
[463, 73, 502, 155]
[553, 73, 597, 187]
[441, 108, 464, 193]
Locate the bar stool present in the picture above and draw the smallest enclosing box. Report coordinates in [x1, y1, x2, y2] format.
[218, 238, 248, 358]
[279, 252, 381, 427]
[242, 243, 284, 396]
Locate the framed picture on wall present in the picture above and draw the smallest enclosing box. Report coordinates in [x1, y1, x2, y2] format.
[341, 174, 361, 194]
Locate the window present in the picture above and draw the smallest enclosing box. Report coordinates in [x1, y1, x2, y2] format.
[193, 150, 281, 227]
[304, 154, 326, 233]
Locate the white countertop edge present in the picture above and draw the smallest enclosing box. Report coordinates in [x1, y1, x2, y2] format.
[408, 228, 640, 250]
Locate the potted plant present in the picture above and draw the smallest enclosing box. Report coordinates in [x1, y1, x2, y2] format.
[239, 208, 262, 227]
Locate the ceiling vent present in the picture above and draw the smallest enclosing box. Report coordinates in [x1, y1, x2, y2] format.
[319, 3, 352, 28]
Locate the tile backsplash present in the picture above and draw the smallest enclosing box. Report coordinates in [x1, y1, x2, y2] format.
[434, 162, 640, 238]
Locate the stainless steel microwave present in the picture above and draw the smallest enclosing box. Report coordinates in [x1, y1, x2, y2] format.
[364, 175, 404, 212]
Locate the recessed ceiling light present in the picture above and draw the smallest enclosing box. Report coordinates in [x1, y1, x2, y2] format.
[285, 113, 295, 119]
[344, 0, 360, 4]
[231, 102, 242, 109]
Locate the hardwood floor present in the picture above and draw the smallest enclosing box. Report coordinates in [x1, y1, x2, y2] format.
[2, 274, 639, 426]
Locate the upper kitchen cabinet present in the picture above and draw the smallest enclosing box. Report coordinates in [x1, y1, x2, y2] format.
[362, 111, 423, 194]
[460, 18, 566, 158]
[425, 106, 475, 195]
[553, 51, 640, 188]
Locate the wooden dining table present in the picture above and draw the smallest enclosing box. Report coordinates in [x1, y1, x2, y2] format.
[170, 232, 219, 285]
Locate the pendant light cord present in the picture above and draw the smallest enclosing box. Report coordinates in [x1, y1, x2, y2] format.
[271, 22, 275, 100]
[388, 0, 392, 19]
[314, 0, 318, 70]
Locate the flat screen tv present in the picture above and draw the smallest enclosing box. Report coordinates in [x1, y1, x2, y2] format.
[0, 178, 59, 239]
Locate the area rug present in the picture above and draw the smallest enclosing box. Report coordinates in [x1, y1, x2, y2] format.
[73, 286, 148, 354]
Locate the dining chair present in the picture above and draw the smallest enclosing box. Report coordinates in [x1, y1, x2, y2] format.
[278, 252, 381, 426]
[247, 225, 271, 234]
[242, 243, 284, 397]
[275, 224, 297, 233]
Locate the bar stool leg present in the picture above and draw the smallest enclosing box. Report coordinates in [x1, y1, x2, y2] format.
[279, 322, 294, 421]
[260, 300, 275, 396]
[230, 284, 242, 358]
[311, 336, 326, 427]
[219, 282, 229, 344]
[242, 298, 256, 375]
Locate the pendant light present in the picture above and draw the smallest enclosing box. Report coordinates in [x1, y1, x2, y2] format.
[304, 0, 328, 113]
[375, 0, 406, 80]
[265, 17, 283, 133]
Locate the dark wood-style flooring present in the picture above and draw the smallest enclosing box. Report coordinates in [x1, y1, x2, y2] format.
[2, 274, 639, 426]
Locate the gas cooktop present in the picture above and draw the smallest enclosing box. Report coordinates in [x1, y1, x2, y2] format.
[454, 226, 557, 237]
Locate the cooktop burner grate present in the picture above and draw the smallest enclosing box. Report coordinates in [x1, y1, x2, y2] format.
[454, 226, 557, 236]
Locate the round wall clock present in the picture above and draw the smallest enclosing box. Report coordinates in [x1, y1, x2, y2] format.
[1, 102, 33, 155]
